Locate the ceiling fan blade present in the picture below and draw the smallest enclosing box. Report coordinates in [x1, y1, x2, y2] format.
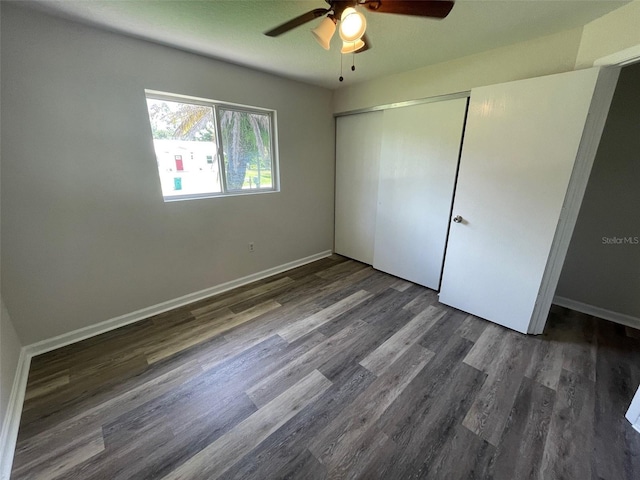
[355, 33, 372, 54]
[362, 1, 454, 19]
[264, 8, 330, 37]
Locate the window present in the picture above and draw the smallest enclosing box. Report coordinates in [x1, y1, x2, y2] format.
[145, 91, 278, 201]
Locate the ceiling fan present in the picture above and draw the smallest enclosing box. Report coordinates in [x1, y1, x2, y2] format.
[264, 1, 455, 54]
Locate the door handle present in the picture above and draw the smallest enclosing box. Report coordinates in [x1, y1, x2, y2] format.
[452, 215, 463, 223]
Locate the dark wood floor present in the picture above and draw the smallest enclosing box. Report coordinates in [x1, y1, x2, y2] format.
[11, 255, 640, 479]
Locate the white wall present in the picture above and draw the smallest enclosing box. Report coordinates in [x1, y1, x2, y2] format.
[332, 27, 583, 113]
[556, 62, 640, 319]
[575, 0, 640, 68]
[0, 4, 335, 344]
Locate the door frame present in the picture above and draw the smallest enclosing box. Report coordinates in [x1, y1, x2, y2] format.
[528, 67, 620, 334]
[537, 46, 640, 334]
[593, 44, 640, 68]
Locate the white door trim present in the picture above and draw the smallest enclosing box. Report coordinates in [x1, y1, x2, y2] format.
[594, 44, 640, 67]
[528, 67, 621, 334]
[626, 386, 640, 434]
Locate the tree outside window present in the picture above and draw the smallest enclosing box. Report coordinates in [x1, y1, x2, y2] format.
[145, 92, 277, 201]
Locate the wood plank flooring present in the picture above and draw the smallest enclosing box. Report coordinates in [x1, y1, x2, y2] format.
[10, 255, 640, 479]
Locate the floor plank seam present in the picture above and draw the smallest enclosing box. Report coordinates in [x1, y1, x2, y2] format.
[11, 256, 640, 480]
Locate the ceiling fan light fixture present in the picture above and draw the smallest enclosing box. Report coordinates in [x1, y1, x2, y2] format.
[341, 39, 365, 54]
[311, 16, 337, 50]
[339, 7, 366, 42]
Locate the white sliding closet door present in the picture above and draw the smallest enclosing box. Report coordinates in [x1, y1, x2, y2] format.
[373, 99, 467, 289]
[439, 68, 617, 334]
[335, 111, 383, 264]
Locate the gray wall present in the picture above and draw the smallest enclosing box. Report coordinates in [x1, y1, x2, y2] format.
[556, 62, 640, 318]
[1, 4, 335, 344]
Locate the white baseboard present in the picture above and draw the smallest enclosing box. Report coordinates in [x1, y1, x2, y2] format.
[27, 250, 333, 357]
[553, 296, 640, 330]
[0, 349, 31, 480]
[0, 250, 332, 477]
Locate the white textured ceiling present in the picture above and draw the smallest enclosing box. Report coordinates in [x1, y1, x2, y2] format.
[21, 0, 627, 89]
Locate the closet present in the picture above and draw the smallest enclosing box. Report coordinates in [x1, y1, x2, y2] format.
[335, 111, 383, 265]
[335, 67, 619, 334]
[335, 97, 467, 290]
[373, 99, 467, 289]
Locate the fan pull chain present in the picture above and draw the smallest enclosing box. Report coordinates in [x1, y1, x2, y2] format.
[339, 42, 360, 82]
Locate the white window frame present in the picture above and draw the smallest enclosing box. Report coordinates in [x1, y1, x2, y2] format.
[145, 90, 280, 201]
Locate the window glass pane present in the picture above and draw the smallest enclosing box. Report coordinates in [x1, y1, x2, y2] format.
[218, 109, 273, 191]
[146, 98, 221, 198]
